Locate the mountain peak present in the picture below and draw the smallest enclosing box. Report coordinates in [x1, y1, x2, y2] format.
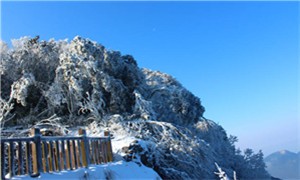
[265, 150, 300, 179]
[279, 149, 292, 155]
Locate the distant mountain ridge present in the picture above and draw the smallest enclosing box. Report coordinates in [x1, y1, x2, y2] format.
[265, 150, 300, 179]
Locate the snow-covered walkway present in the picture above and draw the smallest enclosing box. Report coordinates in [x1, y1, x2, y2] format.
[10, 161, 160, 180]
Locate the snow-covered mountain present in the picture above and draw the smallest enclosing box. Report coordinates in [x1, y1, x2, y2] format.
[1, 36, 270, 179]
[265, 150, 300, 179]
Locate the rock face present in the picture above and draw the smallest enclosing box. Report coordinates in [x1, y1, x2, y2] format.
[0, 36, 270, 179]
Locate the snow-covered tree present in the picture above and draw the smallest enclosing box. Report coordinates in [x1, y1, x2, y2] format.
[0, 36, 270, 179]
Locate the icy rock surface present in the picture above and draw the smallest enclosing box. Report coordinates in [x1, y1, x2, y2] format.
[0, 36, 270, 179]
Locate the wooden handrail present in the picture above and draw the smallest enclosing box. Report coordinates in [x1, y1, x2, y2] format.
[0, 128, 113, 179]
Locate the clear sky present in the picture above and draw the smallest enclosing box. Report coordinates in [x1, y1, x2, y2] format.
[1, 1, 299, 156]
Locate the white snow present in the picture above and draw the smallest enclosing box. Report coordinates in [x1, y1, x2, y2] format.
[11, 161, 160, 180]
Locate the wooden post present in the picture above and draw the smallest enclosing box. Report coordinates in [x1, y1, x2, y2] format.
[104, 131, 113, 162]
[101, 140, 107, 163]
[95, 140, 99, 164]
[77, 140, 83, 167]
[65, 141, 70, 170]
[30, 128, 42, 176]
[69, 141, 73, 170]
[41, 142, 46, 172]
[53, 141, 59, 171]
[75, 140, 81, 168]
[56, 141, 61, 171]
[18, 141, 23, 175]
[61, 140, 67, 170]
[1, 142, 5, 180]
[46, 142, 52, 172]
[50, 141, 57, 171]
[30, 130, 37, 174]
[25, 141, 31, 175]
[42, 141, 49, 172]
[67, 140, 73, 170]
[71, 140, 78, 169]
[96, 140, 101, 164]
[9, 142, 14, 177]
[17, 143, 20, 175]
[19, 142, 24, 175]
[78, 129, 89, 167]
[90, 140, 95, 164]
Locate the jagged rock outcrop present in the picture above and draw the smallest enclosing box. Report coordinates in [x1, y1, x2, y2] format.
[0, 36, 270, 179]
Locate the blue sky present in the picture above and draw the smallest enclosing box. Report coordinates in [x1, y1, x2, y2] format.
[1, 1, 299, 156]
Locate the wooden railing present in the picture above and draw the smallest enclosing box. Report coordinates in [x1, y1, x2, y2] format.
[0, 128, 113, 179]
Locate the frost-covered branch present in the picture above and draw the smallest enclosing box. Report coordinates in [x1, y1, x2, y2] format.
[0, 82, 17, 126]
[215, 163, 229, 180]
[34, 114, 70, 135]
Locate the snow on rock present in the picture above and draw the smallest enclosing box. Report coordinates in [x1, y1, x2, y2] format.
[1, 36, 270, 179]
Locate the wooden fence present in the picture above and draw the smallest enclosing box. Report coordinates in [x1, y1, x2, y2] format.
[0, 128, 113, 180]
